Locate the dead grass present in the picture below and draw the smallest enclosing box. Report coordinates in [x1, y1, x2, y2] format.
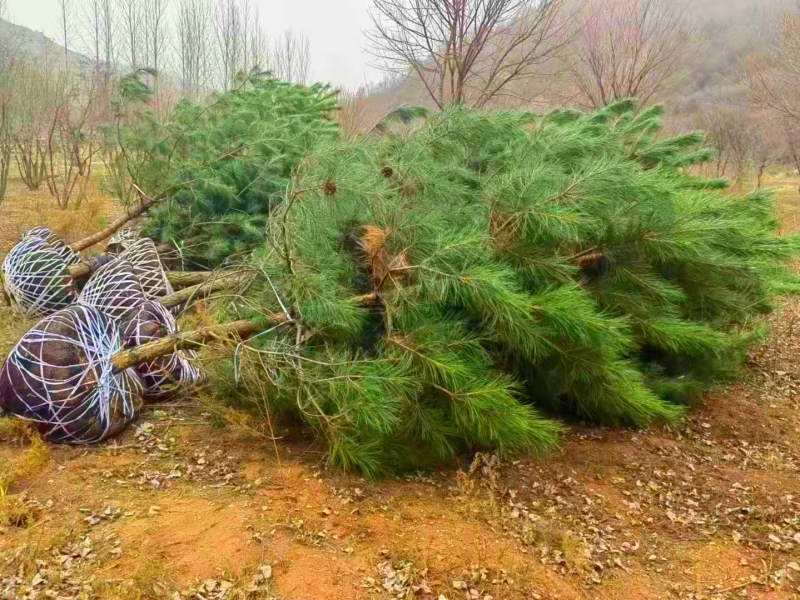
[0, 421, 50, 527]
[0, 174, 124, 257]
[0, 424, 50, 488]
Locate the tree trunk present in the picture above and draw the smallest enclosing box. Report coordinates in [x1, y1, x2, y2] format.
[67, 259, 213, 287]
[111, 318, 280, 372]
[109, 292, 378, 373]
[69, 193, 159, 252]
[159, 270, 251, 309]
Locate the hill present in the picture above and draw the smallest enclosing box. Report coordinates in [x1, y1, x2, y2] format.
[0, 17, 86, 69]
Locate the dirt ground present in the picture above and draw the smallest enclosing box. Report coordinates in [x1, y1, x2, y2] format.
[0, 175, 799, 600]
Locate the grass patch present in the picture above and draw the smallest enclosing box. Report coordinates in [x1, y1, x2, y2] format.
[0, 420, 51, 526]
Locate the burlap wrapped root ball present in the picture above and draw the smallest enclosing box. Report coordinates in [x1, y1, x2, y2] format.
[119, 300, 202, 402]
[2, 228, 116, 318]
[77, 243, 201, 401]
[117, 237, 174, 301]
[78, 258, 149, 320]
[78, 239, 177, 321]
[0, 305, 143, 444]
[23, 227, 81, 266]
[2, 236, 80, 318]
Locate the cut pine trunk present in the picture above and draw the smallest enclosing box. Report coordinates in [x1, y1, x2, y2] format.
[66, 261, 211, 286]
[111, 291, 376, 372]
[69, 188, 160, 252]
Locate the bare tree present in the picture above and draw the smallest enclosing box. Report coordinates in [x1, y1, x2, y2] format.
[118, 0, 142, 70]
[0, 96, 10, 203]
[571, 0, 694, 108]
[12, 59, 56, 191]
[83, 0, 117, 87]
[143, 0, 170, 75]
[213, 0, 243, 89]
[703, 104, 765, 187]
[176, 0, 214, 97]
[57, 0, 73, 70]
[270, 29, 311, 84]
[141, 0, 170, 111]
[367, 0, 569, 109]
[238, 0, 251, 75]
[249, 8, 268, 73]
[44, 75, 99, 209]
[781, 118, 800, 176]
[84, 0, 105, 75]
[0, 0, 18, 203]
[749, 3, 800, 129]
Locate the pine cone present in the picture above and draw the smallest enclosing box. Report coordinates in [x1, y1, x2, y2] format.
[323, 180, 338, 196]
[381, 166, 394, 178]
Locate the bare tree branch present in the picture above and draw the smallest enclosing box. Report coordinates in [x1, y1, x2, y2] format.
[367, 0, 569, 109]
[270, 29, 312, 84]
[571, 0, 694, 108]
[749, 3, 800, 131]
[176, 0, 213, 97]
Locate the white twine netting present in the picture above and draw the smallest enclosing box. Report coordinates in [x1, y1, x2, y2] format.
[0, 304, 143, 444]
[78, 259, 148, 320]
[118, 237, 174, 301]
[23, 227, 81, 266]
[2, 236, 78, 318]
[78, 238, 177, 321]
[0, 234, 202, 441]
[78, 243, 202, 399]
[106, 228, 141, 254]
[119, 300, 202, 401]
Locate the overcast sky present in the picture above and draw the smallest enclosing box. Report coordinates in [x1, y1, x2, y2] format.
[3, 0, 383, 89]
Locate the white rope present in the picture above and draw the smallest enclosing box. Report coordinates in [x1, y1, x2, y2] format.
[78, 259, 148, 320]
[118, 237, 175, 301]
[1, 236, 77, 318]
[2, 229, 176, 321]
[0, 235, 203, 441]
[0, 305, 143, 444]
[119, 300, 202, 401]
[23, 227, 81, 265]
[106, 228, 141, 254]
[78, 242, 202, 400]
[78, 238, 174, 319]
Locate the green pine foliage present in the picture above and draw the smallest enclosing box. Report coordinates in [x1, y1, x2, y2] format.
[113, 75, 340, 267]
[123, 84, 798, 476]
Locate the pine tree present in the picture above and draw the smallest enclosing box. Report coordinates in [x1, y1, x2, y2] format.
[112, 74, 340, 268]
[124, 90, 799, 476]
